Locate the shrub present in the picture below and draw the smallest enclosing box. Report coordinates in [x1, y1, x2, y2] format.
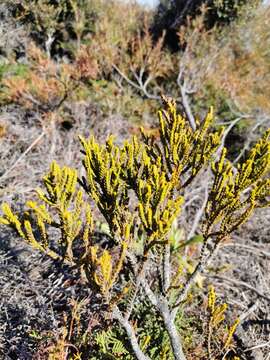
[4, 0, 99, 57]
[0, 0, 167, 122]
[4, 0, 148, 58]
[206, 5, 270, 116]
[0, 42, 98, 119]
[1, 98, 269, 359]
[152, 0, 259, 50]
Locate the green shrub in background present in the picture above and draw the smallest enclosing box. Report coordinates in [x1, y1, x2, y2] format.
[1, 98, 269, 359]
[5, 0, 99, 56]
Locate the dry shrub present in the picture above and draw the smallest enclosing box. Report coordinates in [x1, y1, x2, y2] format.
[85, 2, 173, 97]
[89, 0, 143, 73]
[1, 43, 98, 116]
[176, 7, 218, 94]
[126, 23, 174, 86]
[206, 6, 270, 115]
[0, 0, 169, 122]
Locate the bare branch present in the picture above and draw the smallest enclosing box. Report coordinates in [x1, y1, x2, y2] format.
[141, 280, 187, 360]
[222, 241, 270, 259]
[187, 183, 209, 240]
[112, 64, 142, 91]
[163, 242, 171, 294]
[112, 306, 150, 360]
[112, 64, 160, 100]
[177, 74, 196, 131]
[0, 131, 46, 182]
[172, 240, 221, 319]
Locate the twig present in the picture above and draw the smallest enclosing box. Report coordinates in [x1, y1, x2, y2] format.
[238, 302, 258, 323]
[0, 131, 45, 182]
[244, 341, 270, 352]
[183, 194, 200, 209]
[172, 0, 194, 28]
[112, 64, 160, 100]
[124, 252, 150, 321]
[208, 275, 270, 303]
[45, 30, 55, 58]
[112, 64, 141, 91]
[172, 240, 221, 319]
[222, 242, 270, 259]
[233, 116, 269, 164]
[187, 184, 209, 240]
[178, 77, 196, 131]
[172, 255, 206, 313]
[216, 117, 242, 158]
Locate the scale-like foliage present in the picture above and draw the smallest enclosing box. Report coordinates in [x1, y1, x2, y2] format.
[0, 98, 269, 360]
[0, 161, 92, 264]
[205, 129, 270, 239]
[141, 97, 224, 187]
[79, 135, 133, 242]
[207, 286, 240, 357]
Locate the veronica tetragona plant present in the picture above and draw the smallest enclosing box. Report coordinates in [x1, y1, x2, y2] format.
[1, 97, 269, 360]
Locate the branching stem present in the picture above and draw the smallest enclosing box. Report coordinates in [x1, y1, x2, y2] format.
[163, 242, 171, 294]
[142, 280, 187, 360]
[112, 306, 150, 360]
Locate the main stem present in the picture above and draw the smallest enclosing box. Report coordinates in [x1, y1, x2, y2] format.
[112, 306, 150, 360]
[142, 280, 187, 360]
[160, 301, 187, 360]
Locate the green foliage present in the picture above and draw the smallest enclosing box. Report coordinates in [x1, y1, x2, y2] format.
[153, 0, 259, 39]
[94, 328, 130, 359]
[1, 0, 267, 132]
[90, 79, 158, 123]
[1, 0, 160, 123]
[211, 0, 258, 22]
[0, 63, 29, 81]
[205, 4, 270, 116]
[5, 0, 147, 59]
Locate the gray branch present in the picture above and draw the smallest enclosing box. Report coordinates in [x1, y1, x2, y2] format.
[112, 64, 160, 100]
[163, 242, 171, 293]
[142, 280, 187, 360]
[172, 240, 221, 320]
[177, 70, 196, 131]
[112, 306, 150, 360]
